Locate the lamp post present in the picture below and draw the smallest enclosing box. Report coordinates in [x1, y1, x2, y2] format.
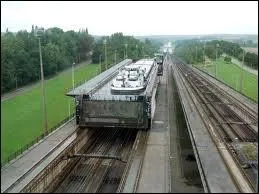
[103, 39, 107, 70]
[195, 45, 198, 63]
[240, 46, 246, 93]
[125, 43, 128, 59]
[216, 43, 219, 78]
[72, 62, 75, 92]
[114, 50, 117, 64]
[99, 54, 102, 73]
[35, 26, 48, 135]
[136, 44, 138, 59]
[203, 43, 206, 65]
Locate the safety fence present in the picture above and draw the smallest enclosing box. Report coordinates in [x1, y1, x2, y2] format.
[1, 113, 75, 168]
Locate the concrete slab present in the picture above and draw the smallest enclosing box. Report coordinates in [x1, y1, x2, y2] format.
[1, 119, 77, 192]
[171, 60, 239, 192]
[136, 58, 169, 193]
[137, 145, 167, 193]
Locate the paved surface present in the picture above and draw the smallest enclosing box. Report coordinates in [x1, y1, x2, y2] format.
[1, 119, 77, 193]
[171, 59, 239, 193]
[136, 59, 169, 193]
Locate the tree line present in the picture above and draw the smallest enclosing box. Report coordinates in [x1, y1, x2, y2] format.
[1, 26, 93, 93]
[1, 28, 160, 94]
[92, 32, 161, 71]
[174, 39, 258, 69]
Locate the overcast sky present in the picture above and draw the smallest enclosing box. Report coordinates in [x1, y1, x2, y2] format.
[1, 1, 258, 36]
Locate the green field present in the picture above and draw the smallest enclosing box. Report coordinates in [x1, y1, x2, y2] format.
[194, 58, 258, 102]
[1, 62, 100, 163]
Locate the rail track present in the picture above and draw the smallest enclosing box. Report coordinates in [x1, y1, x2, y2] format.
[116, 130, 148, 193]
[51, 128, 143, 193]
[172, 56, 258, 192]
[174, 58, 257, 143]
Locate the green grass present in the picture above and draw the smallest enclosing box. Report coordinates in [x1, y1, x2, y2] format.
[194, 58, 258, 102]
[1, 62, 100, 163]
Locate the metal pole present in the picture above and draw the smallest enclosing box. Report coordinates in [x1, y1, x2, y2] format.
[203, 44, 206, 65]
[105, 44, 107, 70]
[136, 44, 138, 58]
[125, 44, 128, 59]
[114, 50, 117, 64]
[240, 49, 245, 93]
[39, 37, 48, 134]
[104, 39, 107, 70]
[99, 55, 102, 73]
[216, 44, 219, 78]
[69, 101, 70, 116]
[195, 46, 197, 63]
[72, 62, 75, 92]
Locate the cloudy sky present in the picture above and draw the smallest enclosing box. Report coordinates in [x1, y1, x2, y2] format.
[1, 1, 258, 35]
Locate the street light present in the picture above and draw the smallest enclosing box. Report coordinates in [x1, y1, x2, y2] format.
[114, 50, 117, 64]
[34, 26, 48, 135]
[203, 43, 206, 65]
[125, 43, 128, 59]
[103, 39, 107, 70]
[240, 44, 246, 93]
[72, 62, 75, 92]
[99, 54, 102, 73]
[136, 44, 138, 58]
[195, 45, 198, 62]
[216, 43, 219, 78]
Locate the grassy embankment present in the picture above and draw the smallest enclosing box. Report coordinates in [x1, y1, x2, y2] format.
[1, 62, 100, 163]
[194, 58, 258, 102]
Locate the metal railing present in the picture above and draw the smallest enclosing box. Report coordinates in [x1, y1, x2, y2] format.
[65, 59, 125, 94]
[1, 113, 75, 168]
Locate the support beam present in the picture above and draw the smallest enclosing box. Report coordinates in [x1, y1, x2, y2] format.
[64, 153, 126, 163]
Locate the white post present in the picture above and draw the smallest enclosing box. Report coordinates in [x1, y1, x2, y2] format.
[240, 49, 245, 93]
[216, 44, 218, 78]
[38, 36, 48, 134]
[72, 62, 75, 93]
[125, 43, 128, 59]
[99, 55, 102, 73]
[236, 76, 238, 91]
[104, 39, 107, 70]
[203, 43, 206, 65]
[195, 46, 197, 62]
[114, 50, 117, 64]
[136, 44, 138, 58]
[69, 101, 70, 116]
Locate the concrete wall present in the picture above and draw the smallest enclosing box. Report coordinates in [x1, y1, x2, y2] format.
[21, 130, 91, 193]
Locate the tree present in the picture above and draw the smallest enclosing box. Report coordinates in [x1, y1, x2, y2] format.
[224, 56, 231, 63]
[1, 27, 94, 94]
